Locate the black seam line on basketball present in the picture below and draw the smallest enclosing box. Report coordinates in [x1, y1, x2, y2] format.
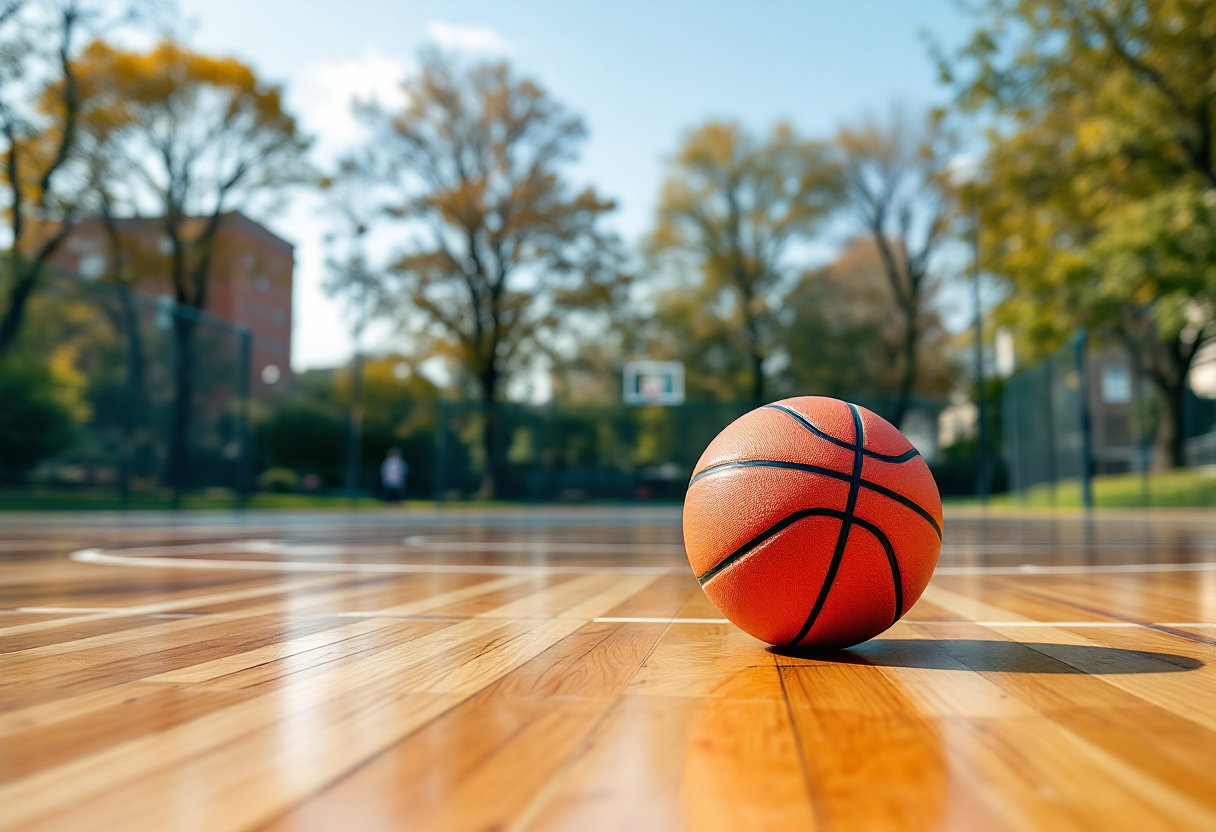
[688, 459, 942, 540]
[765, 404, 920, 463]
[786, 403, 866, 647]
[850, 516, 904, 628]
[695, 508, 847, 586]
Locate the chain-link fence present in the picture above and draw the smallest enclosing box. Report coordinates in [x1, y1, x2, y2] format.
[5, 270, 955, 507]
[1, 269, 251, 506]
[428, 396, 946, 503]
[1002, 331, 1093, 500]
[1002, 329, 1216, 505]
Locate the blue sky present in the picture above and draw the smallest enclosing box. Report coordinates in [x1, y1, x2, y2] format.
[177, 0, 975, 370]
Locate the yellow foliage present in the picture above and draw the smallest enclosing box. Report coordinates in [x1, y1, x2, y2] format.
[46, 343, 91, 424]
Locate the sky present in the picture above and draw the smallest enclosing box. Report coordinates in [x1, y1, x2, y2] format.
[175, 0, 976, 371]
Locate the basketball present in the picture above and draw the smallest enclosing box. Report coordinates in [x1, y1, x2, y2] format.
[683, 395, 943, 650]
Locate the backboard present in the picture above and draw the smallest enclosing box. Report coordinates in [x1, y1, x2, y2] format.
[622, 360, 685, 406]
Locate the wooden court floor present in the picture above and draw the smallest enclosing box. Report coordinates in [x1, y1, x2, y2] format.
[1, 507, 1214, 832]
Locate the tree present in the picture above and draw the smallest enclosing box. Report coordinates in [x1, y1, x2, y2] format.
[321, 156, 380, 496]
[648, 121, 841, 404]
[349, 51, 622, 498]
[777, 236, 955, 403]
[943, 0, 1216, 466]
[0, 0, 84, 357]
[72, 39, 310, 497]
[836, 109, 954, 428]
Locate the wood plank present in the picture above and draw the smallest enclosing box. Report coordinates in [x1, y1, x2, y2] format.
[625, 622, 783, 700]
[513, 695, 815, 832]
[1, 509, 1214, 831]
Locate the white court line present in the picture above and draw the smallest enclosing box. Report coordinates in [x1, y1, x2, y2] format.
[233, 538, 689, 556]
[16, 606, 135, 614]
[69, 548, 685, 576]
[70, 546, 1216, 577]
[913, 621, 1216, 628]
[593, 617, 731, 624]
[935, 562, 1216, 575]
[590, 618, 1216, 627]
[401, 535, 689, 554]
[13, 606, 1215, 629]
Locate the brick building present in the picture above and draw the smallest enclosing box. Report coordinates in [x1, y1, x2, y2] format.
[50, 212, 294, 397]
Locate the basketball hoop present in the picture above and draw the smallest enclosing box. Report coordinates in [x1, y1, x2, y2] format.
[622, 361, 685, 405]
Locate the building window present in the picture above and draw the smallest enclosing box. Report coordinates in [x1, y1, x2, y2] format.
[272, 309, 285, 325]
[1101, 366, 1132, 404]
[255, 275, 271, 291]
[158, 235, 173, 255]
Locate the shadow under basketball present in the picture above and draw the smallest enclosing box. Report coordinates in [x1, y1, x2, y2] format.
[771, 638, 1204, 673]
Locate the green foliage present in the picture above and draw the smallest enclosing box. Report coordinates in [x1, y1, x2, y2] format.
[944, 0, 1216, 464]
[972, 468, 1216, 509]
[255, 466, 300, 493]
[254, 356, 440, 492]
[254, 400, 344, 486]
[0, 357, 78, 482]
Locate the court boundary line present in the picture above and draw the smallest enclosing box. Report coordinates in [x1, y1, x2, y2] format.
[69, 548, 686, 576]
[68, 547, 1216, 577]
[10, 606, 1214, 629]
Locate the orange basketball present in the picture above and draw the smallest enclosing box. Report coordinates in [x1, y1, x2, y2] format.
[683, 396, 943, 650]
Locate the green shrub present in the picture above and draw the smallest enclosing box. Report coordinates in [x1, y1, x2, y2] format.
[255, 466, 301, 492]
[0, 359, 79, 483]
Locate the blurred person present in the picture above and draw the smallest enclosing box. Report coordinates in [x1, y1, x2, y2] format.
[381, 447, 407, 503]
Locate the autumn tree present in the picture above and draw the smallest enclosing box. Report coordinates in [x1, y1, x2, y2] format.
[346, 51, 622, 498]
[648, 121, 841, 404]
[836, 110, 954, 428]
[778, 236, 955, 402]
[943, 0, 1216, 466]
[0, 0, 84, 356]
[72, 39, 310, 496]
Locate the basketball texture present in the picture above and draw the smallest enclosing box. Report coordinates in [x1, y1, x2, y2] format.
[683, 396, 943, 650]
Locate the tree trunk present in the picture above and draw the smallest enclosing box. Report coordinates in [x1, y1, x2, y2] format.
[741, 296, 765, 405]
[890, 308, 918, 429]
[117, 286, 148, 506]
[750, 345, 765, 406]
[167, 313, 197, 506]
[0, 260, 41, 357]
[1156, 376, 1187, 469]
[1122, 328, 1198, 471]
[343, 352, 365, 496]
[477, 365, 500, 500]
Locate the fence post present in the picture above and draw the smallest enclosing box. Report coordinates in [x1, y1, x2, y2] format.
[1075, 328, 1094, 511]
[434, 401, 447, 503]
[237, 326, 253, 508]
[1006, 376, 1021, 494]
[1044, 359, 1057, 505]
[1134, 365, 1150, 506]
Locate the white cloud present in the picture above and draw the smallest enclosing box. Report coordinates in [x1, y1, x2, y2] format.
[292, 47, 410, 161]
[424, 20, 513, 55]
